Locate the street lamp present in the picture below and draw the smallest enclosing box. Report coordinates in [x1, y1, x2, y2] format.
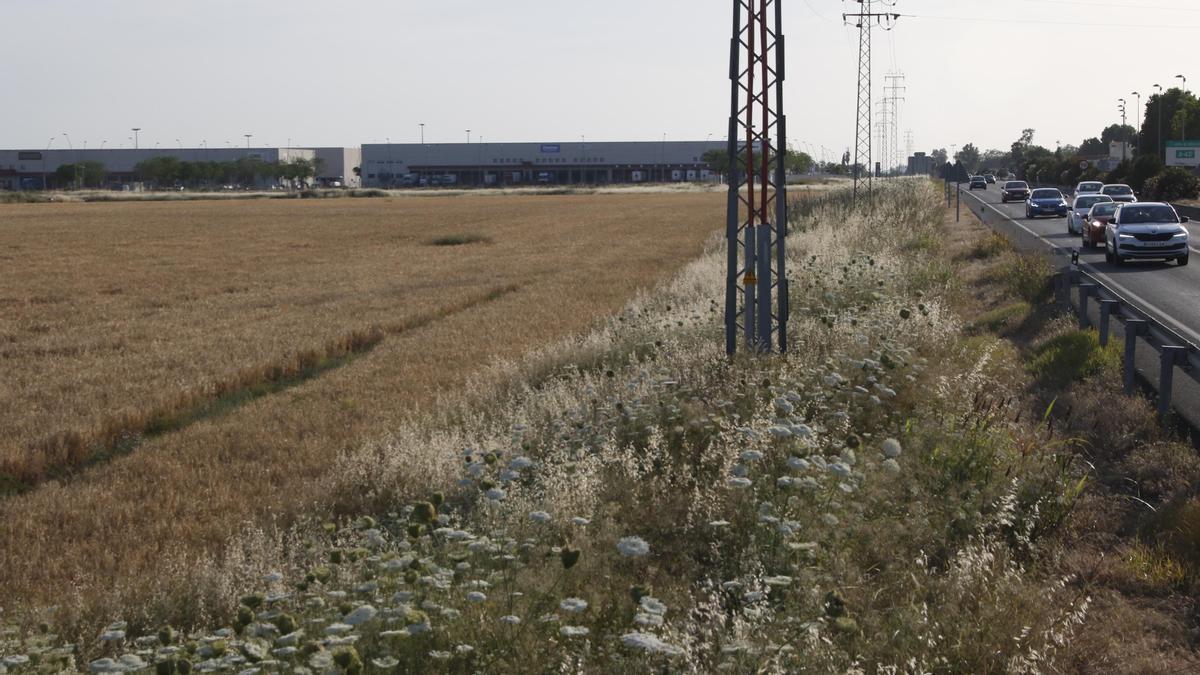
[419, 123, 427, 183]
[244, 134, 253, 150]
[1118, 100, 1128, 162]
[131, 128, 141, 149]
[466, 129, 471, 144]
[1177, 75, 1189, 141]
[1177, 74, 1188, 92]
[1154, 84, 1164, 158]
[1131, 91, 1141, 156]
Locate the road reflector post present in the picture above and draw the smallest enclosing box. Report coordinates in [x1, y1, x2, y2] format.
[1053, 269, 1070, 308]
[1098, 300, 1120, 347]
[1158, 346, 1187, 418]
[1124, 319, 1148, 395]
[1078, 283, 1097, 329]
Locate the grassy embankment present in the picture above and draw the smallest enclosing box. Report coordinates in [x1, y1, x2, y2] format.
[4, 180, 1199, 672]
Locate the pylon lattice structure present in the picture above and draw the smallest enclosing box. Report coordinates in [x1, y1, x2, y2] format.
[725, 0, 788, 355]
[844, 1, 899, 204]
[884, 72, 906, 176]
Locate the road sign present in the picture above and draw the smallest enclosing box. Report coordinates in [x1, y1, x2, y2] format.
[1166, 141, 1200, 167]
[1079, 160, 1089, 170]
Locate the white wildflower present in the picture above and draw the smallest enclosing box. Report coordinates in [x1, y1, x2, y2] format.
[882, 458, 901, 476]
[787, 456, 810, 471]
[639, 596, 667, 615]
[559, 598, 589, 613]
[617, 536, 651, 557]
[744, 591, 766, 603]
[466, 591, 487, 603]
[767, 426, 793, 439]
[882, 438, 903, 458]
[509, 456, 534, 470]
[429, 650, 452, 660]
[710, 520, 731, 527]
[571, 517, 591, 526]
[634, 612, 664, 626]
[764, 575, 792, 587]
[729, 464, 750, 478]
[560, 626, 590, 637]
[485, 488, 506, 501]
[822, 513, 840, 527]
[324, 623, 353, 635]
[406, 622, 431, 636]
[262, 572, 283, 584]
[455, 645, 474, 655]
[621, 632, 684, 657]
[344, 605, 377, 626]
[499, 615, 521, 625]
[739, 450, 764, 463]
[727, 476, 752, 489]
[371, 657, 399, 669]
[828, 462, 852, 478]
[529, 511, 551, 523]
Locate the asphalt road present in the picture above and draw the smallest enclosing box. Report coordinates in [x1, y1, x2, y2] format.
[962, 184, 1200, 345]
[958, 183, 1200, 438]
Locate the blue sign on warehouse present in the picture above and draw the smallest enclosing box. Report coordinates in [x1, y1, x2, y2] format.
[540, 144, 561, 154]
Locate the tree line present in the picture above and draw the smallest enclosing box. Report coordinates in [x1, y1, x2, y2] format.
[50, 156, 326, 190]
[944, 86, 1200, 201]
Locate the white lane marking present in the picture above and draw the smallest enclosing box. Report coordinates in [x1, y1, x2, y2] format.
[961, 189, 1200, 345]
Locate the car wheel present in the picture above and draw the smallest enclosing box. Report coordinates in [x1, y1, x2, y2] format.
[1104, 240, 1114, 263]
[1179, 254, 1190, 267]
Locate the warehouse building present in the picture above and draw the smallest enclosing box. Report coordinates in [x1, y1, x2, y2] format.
[360, 140, 726, 187]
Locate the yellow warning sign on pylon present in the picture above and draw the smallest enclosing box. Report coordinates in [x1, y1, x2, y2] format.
[743, 272, 757, 286]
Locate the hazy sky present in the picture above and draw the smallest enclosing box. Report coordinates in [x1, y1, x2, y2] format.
[3, 0, 1199, 160]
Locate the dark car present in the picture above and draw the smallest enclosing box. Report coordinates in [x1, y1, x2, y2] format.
[1026, 188, 1069, 219]
[1082, 202, 1117, 248]
[1001, 181, 1030, 203]
[969, 175, 987, 190]
[984, 174, 996, 184]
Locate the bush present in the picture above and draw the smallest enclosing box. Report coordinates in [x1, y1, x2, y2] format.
[1143, 167, 1200, 202]
[1028, 330, 1120, 389]
[1001, 252, 1052, 304]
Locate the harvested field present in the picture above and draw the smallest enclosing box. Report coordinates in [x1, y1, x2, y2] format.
[0, 192, 720, 610]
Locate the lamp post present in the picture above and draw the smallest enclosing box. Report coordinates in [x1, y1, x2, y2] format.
[1154, 84, 1163, 159]
[1131, 91, 1141, 157]
[1177, 75, 1188, 141]
[43, 136, 56, 190]
[1118, 100, 1128, 162]
[661, 132, 667, 182]
[419, 123, 427, 183]
[244, 134, 253, 150]
[131, 128, 141, 149]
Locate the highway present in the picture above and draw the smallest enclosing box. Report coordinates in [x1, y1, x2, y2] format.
[958, 183, 1200, 435]
[960, 184, 1200, 346]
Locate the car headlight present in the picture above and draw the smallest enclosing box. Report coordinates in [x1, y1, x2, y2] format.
[1118, 233, 1136, 239]
[1172, 230, 1187, 238]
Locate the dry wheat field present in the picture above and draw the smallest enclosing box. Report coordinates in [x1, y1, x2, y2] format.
[0, 192, 721, 610]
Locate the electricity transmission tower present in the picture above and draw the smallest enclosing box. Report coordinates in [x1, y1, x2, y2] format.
[844, 1, 899, 204]
[725, 0, 789, 355]
[875, 97, 891, 177]
[884, 72, 906, 176]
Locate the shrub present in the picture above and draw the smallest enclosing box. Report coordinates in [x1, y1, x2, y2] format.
[427, 233, 492, 246]
[970, 231, 1012, 259]
[1143, 167, 1200, 202]
[1028, 330, 1120, 389]
[1000, 252, 1052, 304]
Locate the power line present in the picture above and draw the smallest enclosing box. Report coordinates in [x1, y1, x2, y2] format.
[894, 12, 1200, 29]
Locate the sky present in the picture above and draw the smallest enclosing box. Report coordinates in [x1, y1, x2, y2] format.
[2, 0, 1199, 162]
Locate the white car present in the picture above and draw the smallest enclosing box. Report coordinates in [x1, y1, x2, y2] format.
[1105, 202, 1190, 266]
[1067, 193, 1113, 234]
[1074, 181, 1104, 195]
[1101, 183, 1137, 203]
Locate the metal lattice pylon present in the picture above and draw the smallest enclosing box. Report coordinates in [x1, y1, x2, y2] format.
[725, 0, 788, 355]
[852, 7, 873, 202]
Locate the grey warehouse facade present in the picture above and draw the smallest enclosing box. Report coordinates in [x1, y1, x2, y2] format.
[360, 141, 726, 187]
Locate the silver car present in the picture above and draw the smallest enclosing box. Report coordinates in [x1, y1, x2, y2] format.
[1105, 202, 1190, 266]
[1101, 183, 1137, 203]
[1067, 193, 1113, 234]
[1074, 181, 1103, 195]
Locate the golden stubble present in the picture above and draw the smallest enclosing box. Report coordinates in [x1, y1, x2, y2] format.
[0, 191, 721, 610]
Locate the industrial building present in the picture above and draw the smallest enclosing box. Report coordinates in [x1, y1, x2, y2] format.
[0, 140, 729, 190]
[0, 146, 360, 190]
[360, 140, 726, 187]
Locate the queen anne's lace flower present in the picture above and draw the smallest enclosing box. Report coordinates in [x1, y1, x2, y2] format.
[617, 536, 650, 557]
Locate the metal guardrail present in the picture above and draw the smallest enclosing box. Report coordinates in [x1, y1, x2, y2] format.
[1055, 265, 1199, 419]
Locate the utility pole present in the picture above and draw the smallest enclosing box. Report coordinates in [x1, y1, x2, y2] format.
[904, 129, 914, 173]
[844, 1, 900, 206]
[131, 128, 141, 150]
[725, 0, 788, 355]
[875, 97, 890, 178]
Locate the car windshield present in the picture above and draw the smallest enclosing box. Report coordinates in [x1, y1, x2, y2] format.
[1103, 185, 1133, 195]
[1120, 205, 1178, 224]
[1006, 182, 1028, 189]
[1031, 189, 1061, 199]
[1075, 195, 1111, 209]
[1079, 183, 1102, 191]
[1091, 204, 1117, 217]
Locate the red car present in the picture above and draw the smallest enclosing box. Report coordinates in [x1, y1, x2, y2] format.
[1082, 202, 1118, 248]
